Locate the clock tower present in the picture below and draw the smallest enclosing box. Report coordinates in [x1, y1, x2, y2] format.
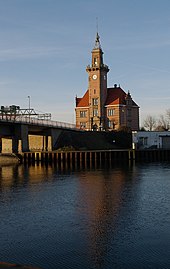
[75, 32, 139, 131]
[86, 32, 109, 130]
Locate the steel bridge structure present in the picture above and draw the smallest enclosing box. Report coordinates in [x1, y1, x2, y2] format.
[0, 105, 76, 129]
[0, 105, 78, 153]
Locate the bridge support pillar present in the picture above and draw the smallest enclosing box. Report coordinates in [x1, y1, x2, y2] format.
[21, 125, 29, 152]
[12, 136, 19, 153]
[50, 129, 62, 150]
[43, 135, 49, 151]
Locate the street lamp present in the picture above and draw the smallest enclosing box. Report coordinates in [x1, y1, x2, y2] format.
[28, 96, 30, 121]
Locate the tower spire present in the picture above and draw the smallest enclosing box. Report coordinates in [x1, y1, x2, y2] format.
[94, 17, 101, 49]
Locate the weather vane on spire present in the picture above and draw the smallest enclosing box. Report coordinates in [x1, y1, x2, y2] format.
[96, 17, 98, 32]
[94, 17, 101, 49]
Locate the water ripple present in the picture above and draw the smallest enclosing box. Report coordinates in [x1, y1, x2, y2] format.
[0, 163, 170, 269]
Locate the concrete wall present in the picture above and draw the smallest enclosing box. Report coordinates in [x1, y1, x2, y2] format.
[2, 135, 52, 153]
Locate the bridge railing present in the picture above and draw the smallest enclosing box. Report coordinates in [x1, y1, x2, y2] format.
[0, 115, 77, 130]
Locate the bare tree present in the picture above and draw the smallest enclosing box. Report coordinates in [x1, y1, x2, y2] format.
[143, 115, 157, 131]
[157, 114, 169, 131]
[166, 109, 170, 128]
[166, 108, 170, 118]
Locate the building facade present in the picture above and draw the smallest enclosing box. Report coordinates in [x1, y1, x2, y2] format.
[132, 131, 170, 149]
[75, 33, 139, 131]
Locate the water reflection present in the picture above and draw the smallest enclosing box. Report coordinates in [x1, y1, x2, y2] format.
[75, 167, 138, 268]
[0, 162, 134, 190]
[0, 163, 169, 269]
[0, 164, 54, 190]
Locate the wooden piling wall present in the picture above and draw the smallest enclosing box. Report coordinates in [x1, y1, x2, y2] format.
[20, 149, 170, 167]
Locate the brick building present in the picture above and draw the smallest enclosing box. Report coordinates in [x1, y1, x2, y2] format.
[75, 32, 139, 131]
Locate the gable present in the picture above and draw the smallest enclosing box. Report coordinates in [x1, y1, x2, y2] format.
[76, 90, 89, 107]
[105, 86, 139, 107]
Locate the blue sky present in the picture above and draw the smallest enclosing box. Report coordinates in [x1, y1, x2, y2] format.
[1, 0, 170, 126]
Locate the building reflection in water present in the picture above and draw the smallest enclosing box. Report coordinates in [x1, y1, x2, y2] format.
[75, 166, 138, 268]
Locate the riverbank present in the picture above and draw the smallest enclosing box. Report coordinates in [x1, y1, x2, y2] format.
[0, 154, 20, 165]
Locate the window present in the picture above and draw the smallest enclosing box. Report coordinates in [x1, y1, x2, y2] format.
[94, 57, 98, 66]
[108, 109, 115, 116]
[80, 122, 86, 128]
[93, 109, 98, 117]
[139, 137, 148, 146]
[108, 120, 115, 129]
[127, 109, 131, 117]
[80, 111, 86, 118]
[144, 137, 148, 146]
[108, 120, 112, 128]
[92, 98, 98, 105]
[94, 89, 96, 94]
[126, 99, 132, 105]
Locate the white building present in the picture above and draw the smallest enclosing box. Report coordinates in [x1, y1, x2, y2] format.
[132, 131, 170, 149]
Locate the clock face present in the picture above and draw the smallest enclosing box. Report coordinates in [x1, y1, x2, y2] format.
[93, 74, 97, 80]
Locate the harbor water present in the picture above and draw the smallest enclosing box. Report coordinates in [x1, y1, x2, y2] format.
[0, 162, 170, 269]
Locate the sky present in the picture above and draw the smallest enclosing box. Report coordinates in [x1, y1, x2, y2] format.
[1, 0, 170, 126]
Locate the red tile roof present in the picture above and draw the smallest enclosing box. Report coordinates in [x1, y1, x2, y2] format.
[106, 86, 139, 107]
[76, 90, 89, 107]
[76, 86, 139, 107]
[105, 87, 126, 105]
